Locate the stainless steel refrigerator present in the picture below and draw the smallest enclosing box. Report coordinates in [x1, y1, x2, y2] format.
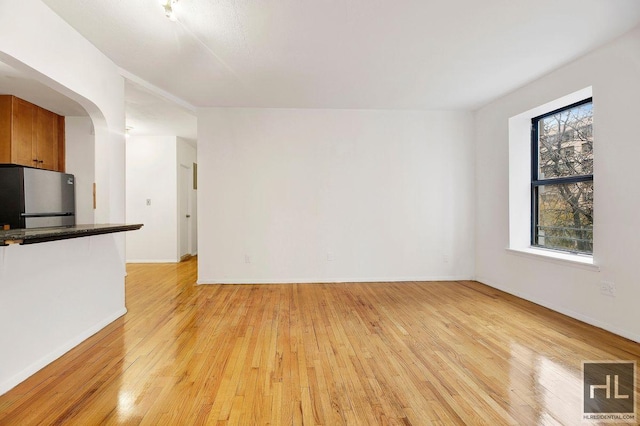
[0, 166, 76, 230]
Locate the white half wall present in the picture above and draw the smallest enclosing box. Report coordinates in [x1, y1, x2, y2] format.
[65, 116, 95, 225]
[0, 236, 126, 395]
[475, 26, 640, 342]
[126, 135, 179, 262]
[197, 108, 475, 284]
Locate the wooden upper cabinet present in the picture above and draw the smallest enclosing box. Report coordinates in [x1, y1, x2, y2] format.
[0, 95, 65, 172]
[11, 97, 37, 167]
[35, 106, 58, 171]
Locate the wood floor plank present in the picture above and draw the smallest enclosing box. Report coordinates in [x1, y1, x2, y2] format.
[1, 258, 639, 425]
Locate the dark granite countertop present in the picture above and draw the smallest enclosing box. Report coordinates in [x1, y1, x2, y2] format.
[0, 224, 143, 246]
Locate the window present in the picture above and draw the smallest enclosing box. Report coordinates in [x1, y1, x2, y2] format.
[531, 98, 593, 254]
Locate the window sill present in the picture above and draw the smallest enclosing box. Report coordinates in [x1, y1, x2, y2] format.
[506, 247, 600, 272]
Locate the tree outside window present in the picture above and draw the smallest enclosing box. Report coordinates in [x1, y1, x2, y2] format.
[532, 99, 593, 254]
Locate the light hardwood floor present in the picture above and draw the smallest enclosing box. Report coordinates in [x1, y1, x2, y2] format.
[1, 257, 638, 425]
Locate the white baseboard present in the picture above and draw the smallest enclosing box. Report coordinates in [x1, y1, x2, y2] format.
[0, 308, 127, 396]
[475, 275, 640, 344]
[197, 275, 473, 285]
[126, 259, 179, 264]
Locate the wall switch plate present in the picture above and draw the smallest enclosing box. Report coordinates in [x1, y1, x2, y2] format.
[146, 199, 151, 206]
[600, 281, 616, 297]
[326, 252, 334, 262]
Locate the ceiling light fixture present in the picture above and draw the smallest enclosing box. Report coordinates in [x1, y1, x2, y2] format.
[162, 0, 179, 22]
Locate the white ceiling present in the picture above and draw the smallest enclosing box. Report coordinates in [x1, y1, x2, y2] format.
[0, 61, 87, 116]
[0, 60, 197, 141]
[39, 0, 640, 111]
[124, 79, 197, 140]
[4, 0, 640, 140]
[0, 62, 198, 143]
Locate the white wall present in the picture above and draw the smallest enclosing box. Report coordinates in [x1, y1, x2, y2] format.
[65, 116, 95, 225]
[0, 236, 126, 394]
[178, 138, 198, 255]
[126, 135, 179, 262]
[197, 108, 475, 283]
[0, 0, 127, 394]
[475, 26, 640, 342]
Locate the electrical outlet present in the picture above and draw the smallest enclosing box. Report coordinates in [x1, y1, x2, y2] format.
[443, 254, 450, 263]
[326, 252, 334, 262]
[146, 199, 151, 206]
[244, 255, 251, 264]
[600, 281, 616, 297]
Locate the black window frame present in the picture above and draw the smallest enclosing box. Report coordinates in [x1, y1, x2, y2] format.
[531, 97, 593, 254]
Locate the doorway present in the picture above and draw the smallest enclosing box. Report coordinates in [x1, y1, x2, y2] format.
[179, 163, 195, 261]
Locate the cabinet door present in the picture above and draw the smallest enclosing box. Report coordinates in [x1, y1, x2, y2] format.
[35, 107, 58, 171]
[11, 98, 36, 167]
[55, 115, 65, 172]
[0, 96, 12, 163]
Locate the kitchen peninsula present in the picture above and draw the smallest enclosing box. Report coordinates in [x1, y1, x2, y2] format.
[0, 225, 141, 394]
